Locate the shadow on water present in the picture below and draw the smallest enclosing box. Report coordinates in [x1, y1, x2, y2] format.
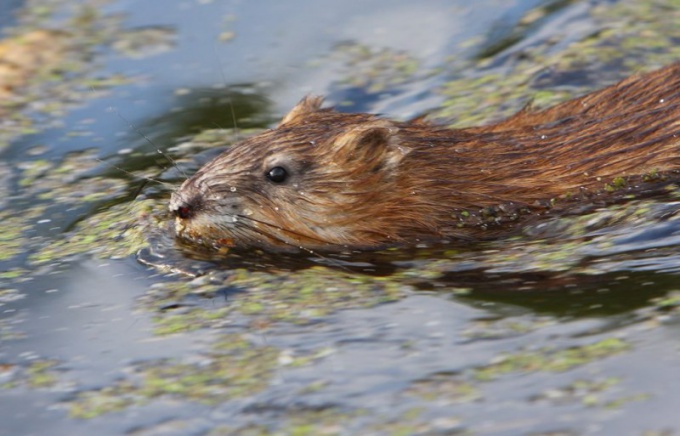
[101, 85, 273, 178]
[448, 269, 678, 317]
[140, 226, 680, 319]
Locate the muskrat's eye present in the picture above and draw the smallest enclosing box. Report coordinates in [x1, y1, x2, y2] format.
[266, 166, 288, 183]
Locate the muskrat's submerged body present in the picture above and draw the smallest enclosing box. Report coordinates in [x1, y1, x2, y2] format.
[170, 63, 680, 252]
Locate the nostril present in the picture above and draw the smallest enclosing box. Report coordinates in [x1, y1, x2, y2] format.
[176, 205, 192, 219]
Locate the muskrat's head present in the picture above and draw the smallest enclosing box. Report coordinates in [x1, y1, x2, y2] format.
[169, 96, 414, 252]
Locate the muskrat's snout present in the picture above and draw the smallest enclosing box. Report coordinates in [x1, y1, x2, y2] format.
[169, 191, 190, 237]
[169, 175, 249, 249]
[168, 183, 205, 237]
[169, 195, 194, 221]
[169, 186, 191, 218]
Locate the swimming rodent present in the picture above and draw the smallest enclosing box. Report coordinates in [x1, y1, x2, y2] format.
[169, 63, 680, 252]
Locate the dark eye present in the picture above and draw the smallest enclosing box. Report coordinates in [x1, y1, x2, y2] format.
[176, 205, 192, 219]
[266, 166, 288, 183]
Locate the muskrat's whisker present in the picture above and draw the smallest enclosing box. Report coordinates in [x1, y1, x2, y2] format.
[110, 107, 189, 180]
[239, 214, 334, 246]
[211, 42, 240, 143]
[95, 158, 175, 190]
[226, 97, 240, 143]
[234, 218, 353, 272]
[130, 179, 150, 200]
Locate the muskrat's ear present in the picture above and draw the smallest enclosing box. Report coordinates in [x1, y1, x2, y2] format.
[279, 96, 325, 126]
[332, 120, 407, 169]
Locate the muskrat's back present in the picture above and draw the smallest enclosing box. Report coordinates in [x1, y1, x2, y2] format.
[170, 63, 680, 252]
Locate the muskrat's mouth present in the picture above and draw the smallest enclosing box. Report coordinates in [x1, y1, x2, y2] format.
[173, 218, 231, 248]
[173, 213, 297, 252]
[172, 212, 340, 254]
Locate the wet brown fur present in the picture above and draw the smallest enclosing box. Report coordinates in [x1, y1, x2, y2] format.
[170, 63, 680, 251]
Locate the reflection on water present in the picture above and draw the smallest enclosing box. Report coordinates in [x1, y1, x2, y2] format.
[120, 85, 273, 159]
[98, 85, 274, 201]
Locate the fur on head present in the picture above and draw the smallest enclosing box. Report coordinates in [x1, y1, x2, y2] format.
[169, 96, 415, 251]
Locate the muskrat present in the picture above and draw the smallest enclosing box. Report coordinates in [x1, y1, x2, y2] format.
[169, 63, 680, 252]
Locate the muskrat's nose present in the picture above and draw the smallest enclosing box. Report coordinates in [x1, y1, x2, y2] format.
[174, 205, 192, 220]
[169, 191, 196, 220]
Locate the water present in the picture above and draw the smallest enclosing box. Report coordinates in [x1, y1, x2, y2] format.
[1, 0, 680, 434]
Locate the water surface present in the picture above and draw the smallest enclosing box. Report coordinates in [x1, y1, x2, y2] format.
[1, 0, 680, 434]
